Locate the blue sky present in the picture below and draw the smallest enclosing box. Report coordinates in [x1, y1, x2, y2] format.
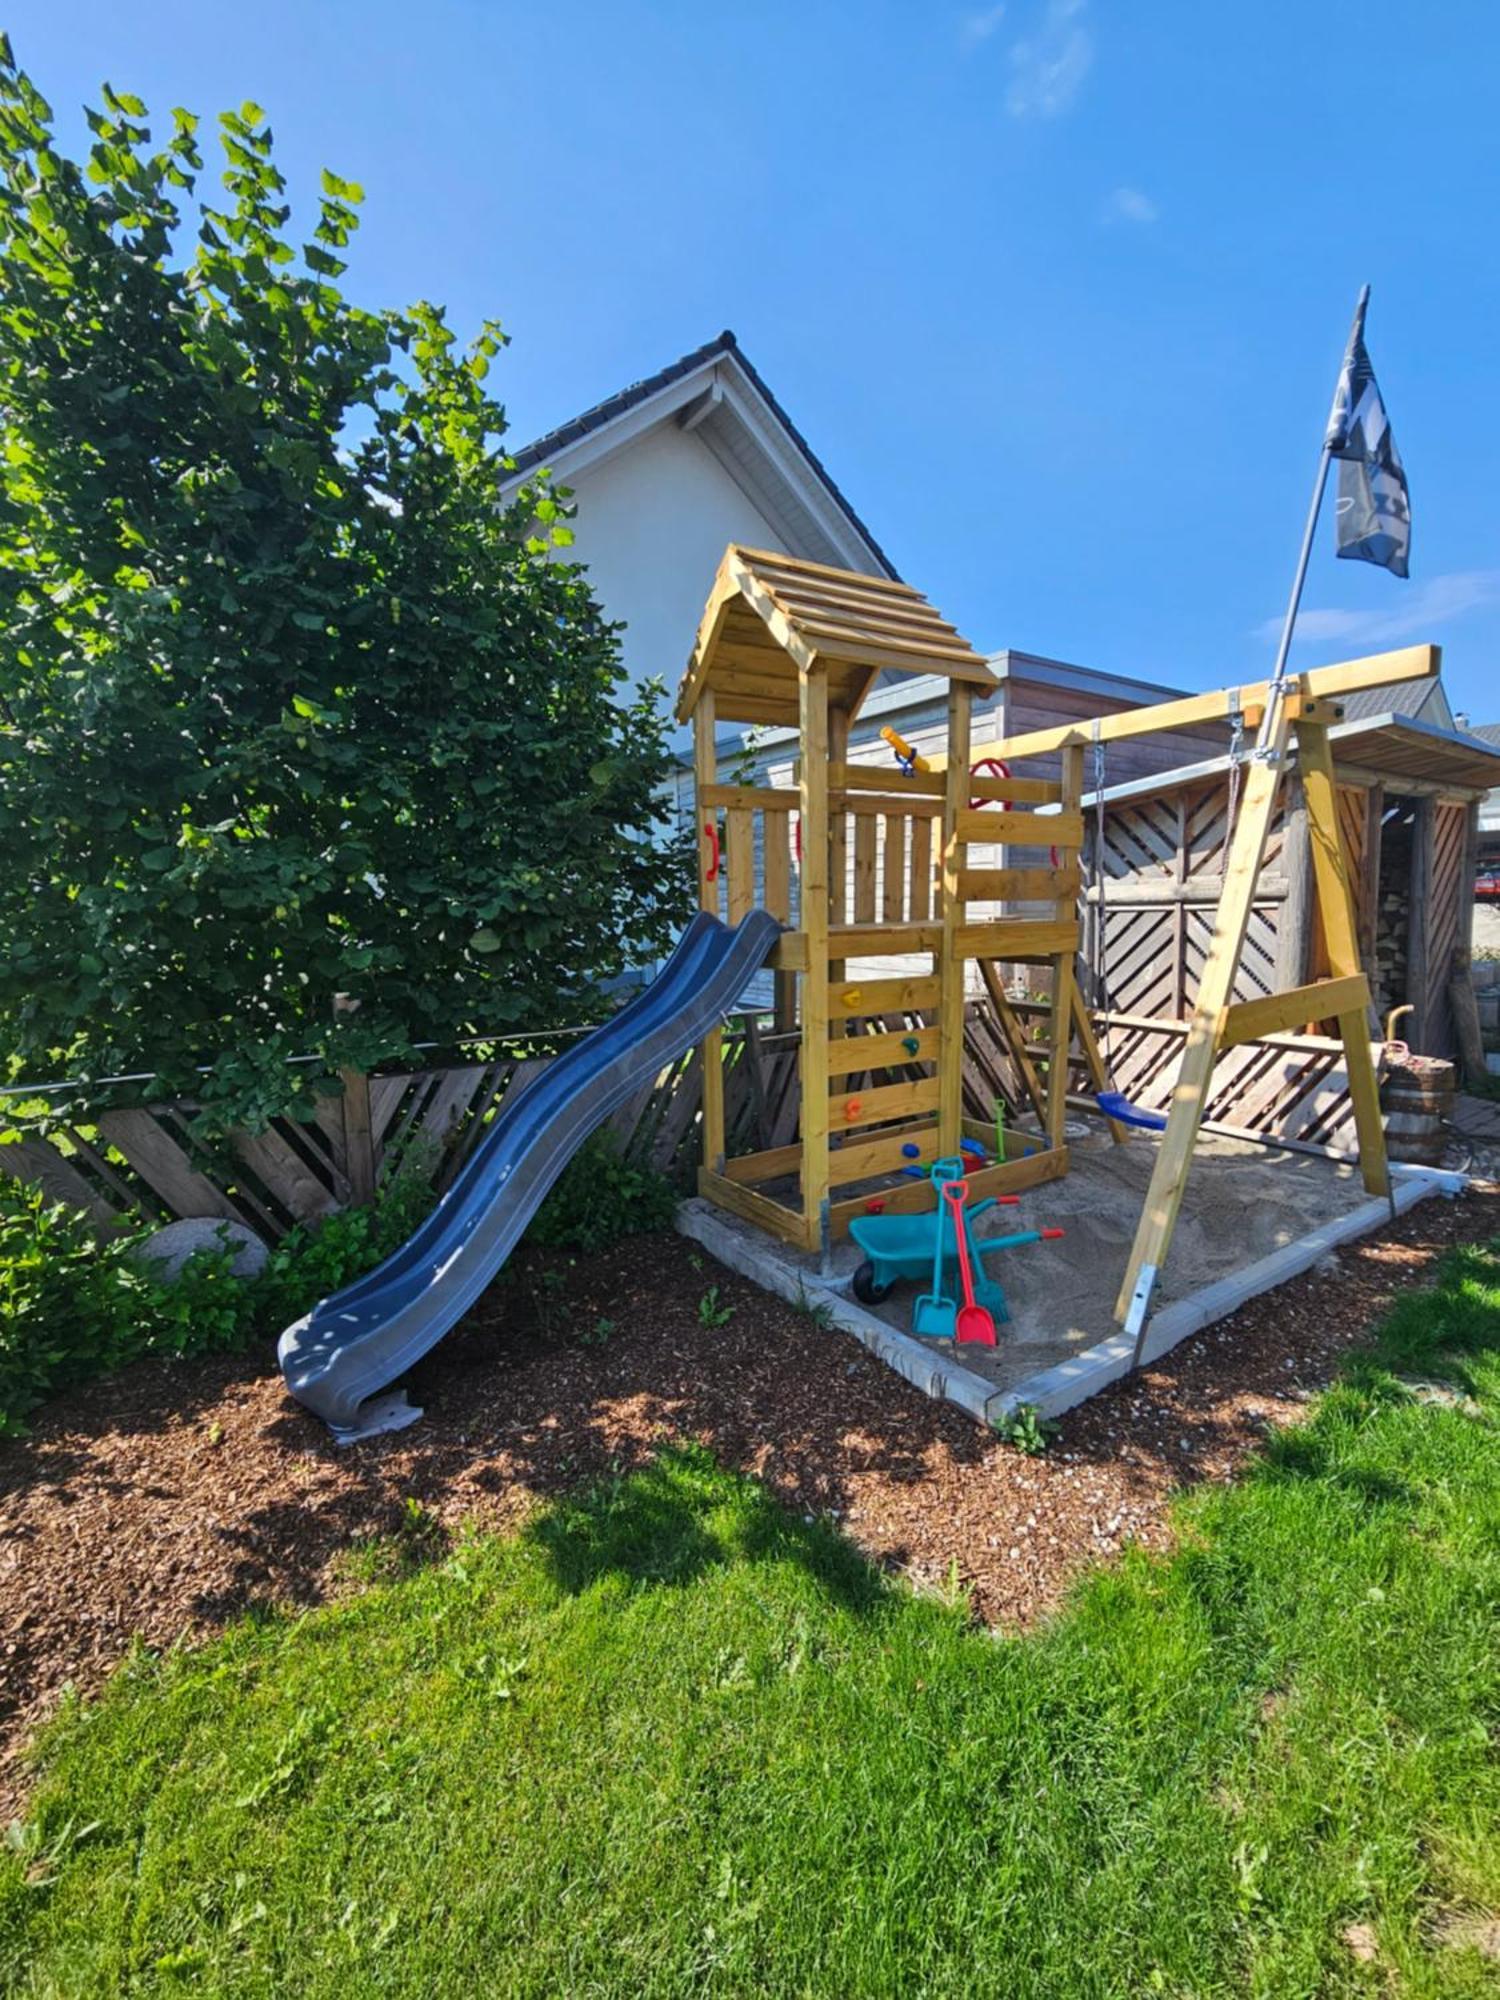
[14, 1, 1500, 717]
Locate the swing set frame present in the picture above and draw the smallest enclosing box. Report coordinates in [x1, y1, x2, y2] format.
[933, 638, 1440, 1347]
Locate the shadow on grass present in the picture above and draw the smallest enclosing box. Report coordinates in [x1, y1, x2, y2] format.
[526, 1442, 890, 1618]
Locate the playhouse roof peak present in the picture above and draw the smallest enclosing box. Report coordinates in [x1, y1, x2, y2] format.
[675, 546, 995, 727]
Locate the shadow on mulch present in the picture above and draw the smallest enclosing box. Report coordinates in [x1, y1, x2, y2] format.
[3, 1185, 1497, 1819]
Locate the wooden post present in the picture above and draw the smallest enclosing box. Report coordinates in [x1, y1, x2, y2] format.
[1358, 781, 1385, 986]
[1067, 986, 1129, 1144]
[978, 958, 1049, 1124]
[332, 993, 376, 1207]
[938, 682, 973, 1158]
[1115, 692, 1296, 1327]
[798, 666, 832, 1254]
[1405, 796, 1435, 1052]
[1045, 745, 1083, 1147]
[694, 691, 726, 1176]
[1275, 774, 1314, 995]
[824, 707, 851, 1041]
[1295, 720, 1390, 1198]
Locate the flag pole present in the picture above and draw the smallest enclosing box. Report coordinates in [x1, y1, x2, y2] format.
[1265, 284, 1371, 703]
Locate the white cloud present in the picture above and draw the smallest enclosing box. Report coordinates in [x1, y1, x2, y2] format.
[1006, 0, 1093, 117]
[1256, 569, 1500, 650]
[958, 4, 1006, 51]
[1103, 185, 1158, 225]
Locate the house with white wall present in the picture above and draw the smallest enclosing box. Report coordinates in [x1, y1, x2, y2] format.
[499, 330, 894, 742]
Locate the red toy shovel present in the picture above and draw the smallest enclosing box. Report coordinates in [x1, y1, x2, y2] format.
[942, 1179, 997, 1346]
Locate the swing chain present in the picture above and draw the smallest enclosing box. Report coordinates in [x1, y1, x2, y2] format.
[1225, 690, 1245, 849]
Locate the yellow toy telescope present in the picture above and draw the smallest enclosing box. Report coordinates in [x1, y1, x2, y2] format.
[880, 725, 929, 774]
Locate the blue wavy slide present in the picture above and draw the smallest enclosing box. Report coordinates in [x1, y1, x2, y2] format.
[278, 909, 780, 1441]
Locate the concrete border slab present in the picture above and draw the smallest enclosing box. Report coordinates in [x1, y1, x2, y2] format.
[676, 1163, 1462, 1431]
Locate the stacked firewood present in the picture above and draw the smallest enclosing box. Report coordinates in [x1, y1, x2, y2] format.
[1371, 885, 1410, 1018]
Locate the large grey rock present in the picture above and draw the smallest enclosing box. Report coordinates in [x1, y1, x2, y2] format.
[134, 1217, 268, 1282]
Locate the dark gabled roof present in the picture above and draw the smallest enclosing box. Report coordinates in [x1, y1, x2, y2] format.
[1338, 677, 1453, 727]
[504, 330, 898, 580]
[1469, 721, 1500, 748]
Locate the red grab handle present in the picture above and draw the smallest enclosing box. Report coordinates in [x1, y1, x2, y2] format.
[969, 755, 1060, 867]
[1041, 1227, 1065, 1240]
[969, 755, 1010, 811]
[704, 819, 721, 882]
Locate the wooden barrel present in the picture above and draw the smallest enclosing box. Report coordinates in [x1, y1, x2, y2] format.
[1381, 1058, 1456, 1166]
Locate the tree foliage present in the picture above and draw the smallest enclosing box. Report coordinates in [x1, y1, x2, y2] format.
[0, 39, 689, 1133]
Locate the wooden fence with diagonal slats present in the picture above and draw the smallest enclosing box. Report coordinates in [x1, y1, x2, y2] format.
[0, 987, 1371, 1243]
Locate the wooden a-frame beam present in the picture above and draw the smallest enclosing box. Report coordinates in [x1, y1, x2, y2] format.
[925, 644, 1438, 771]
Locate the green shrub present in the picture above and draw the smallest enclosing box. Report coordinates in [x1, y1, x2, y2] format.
[525, 1130, 678, 1254]
[0, 1172, 436, 1433]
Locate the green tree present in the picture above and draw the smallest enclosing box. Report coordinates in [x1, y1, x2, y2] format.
[0, 40, 689, 1136]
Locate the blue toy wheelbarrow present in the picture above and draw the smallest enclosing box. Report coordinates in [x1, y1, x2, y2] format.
[847, 1159, 1065, 1337]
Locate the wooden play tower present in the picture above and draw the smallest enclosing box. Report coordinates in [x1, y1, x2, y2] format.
[678, 544, 1434, 1348]
[675, 546, 1090, 1257]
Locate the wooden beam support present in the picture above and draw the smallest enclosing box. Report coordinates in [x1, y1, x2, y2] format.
[828, 1121, 941, 1186]
[1046, 746, 1083, 1149]
[955, 919, 1079, 961]
[1218, 974, 1371, 1051]
[832, 973, 942, 1018]
[831, 762, 945, 798]
[938, 681, 972, 1158]
[826, 1024, 941, 1077]
[956, 808, 1084, 849]
[697, 1168, 807, 1247]
[831, 1076, 942, 1132]
[1067, 986, 1129, 1143]
[926, 644, 1439, 771]
[826, 922, 943, 957]
[798, 665, 832, 1249]
[1296, 720, 1391, 1197]
[958, 865, 1081, 903]
[978, 958, 1049, 1125]
[694, 690, 726, 1176]
[826, 1145, 1069, 1240]
[1115, 683, 1299, 1324]
[699, 783, 800, 811]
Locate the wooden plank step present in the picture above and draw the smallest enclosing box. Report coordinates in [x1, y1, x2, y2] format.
[956, 808, 1084, 849]
[958, 865, 1080, 903]
[826, 1025, 940, 1076]
[830, 975, 942, 1018]
[827, 1145, 1069, 1239]
[955, 919, 1079, 960]
[831, 1077, 942, 1132]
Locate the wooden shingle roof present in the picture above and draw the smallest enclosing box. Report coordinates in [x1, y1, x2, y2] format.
[675, 547, 996, 727]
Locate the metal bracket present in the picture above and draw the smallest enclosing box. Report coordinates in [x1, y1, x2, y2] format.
[1125, 1262, 1159, 1370]
[818, 1197, 833, 1278]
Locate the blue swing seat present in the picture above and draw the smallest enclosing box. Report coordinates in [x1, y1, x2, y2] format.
[1094, 1090, 1168, 1132]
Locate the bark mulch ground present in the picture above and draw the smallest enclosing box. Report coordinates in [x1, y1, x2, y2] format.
[4, 1184, 1497, 1818]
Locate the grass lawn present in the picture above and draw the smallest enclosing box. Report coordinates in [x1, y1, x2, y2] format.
[3, 1244, 1499, 1997]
